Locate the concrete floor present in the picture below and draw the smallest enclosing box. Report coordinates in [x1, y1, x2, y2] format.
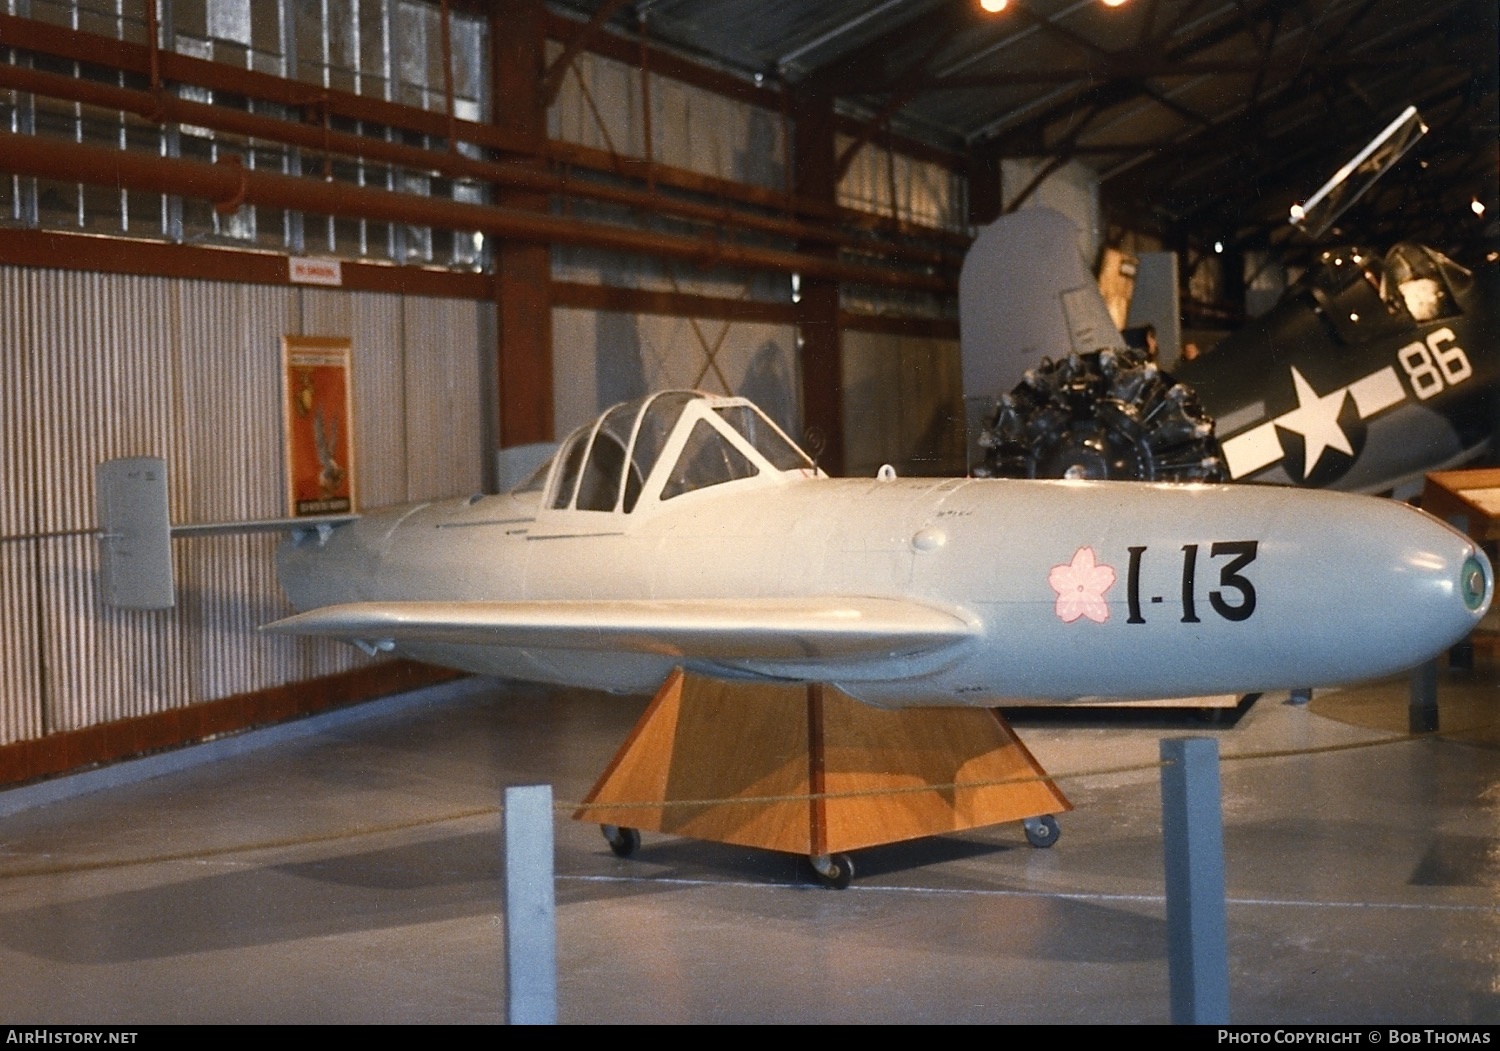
[0, 666, 1496, 1025]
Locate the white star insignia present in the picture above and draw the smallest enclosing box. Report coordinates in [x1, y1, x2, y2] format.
[1276, 367, 1353, 478]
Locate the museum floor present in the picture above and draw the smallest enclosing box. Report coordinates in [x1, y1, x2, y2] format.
[0, 663, 1496, 1025]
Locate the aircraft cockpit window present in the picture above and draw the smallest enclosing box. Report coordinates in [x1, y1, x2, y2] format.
[549, 429, 589, 510]
[1312, 249, 1376, 294]
[660, 419, 759, 501]
[714, 405, 814, 471]
[1397, 277, 1449, 322]
[625, 392, 696, 512]
[1382, 244, 1463, 322]
[576, 432, 629, 511]
[547, 393, 809, 514]
[1439, 255, 1474, 296]
[1310, 248, 1405, 342]
[576, 402, 638, 512]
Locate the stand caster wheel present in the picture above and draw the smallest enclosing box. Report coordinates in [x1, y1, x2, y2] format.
[1023, 815, 1060, 848]
[810, 852, 854, 889]
[601, 824, 640, 858]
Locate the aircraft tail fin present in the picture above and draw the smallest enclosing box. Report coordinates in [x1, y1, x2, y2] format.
[959, 207, 1125, 401]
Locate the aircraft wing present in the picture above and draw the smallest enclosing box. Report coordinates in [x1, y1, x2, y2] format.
[262, 596, 979, 662]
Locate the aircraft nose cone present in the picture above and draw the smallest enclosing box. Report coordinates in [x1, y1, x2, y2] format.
[1460, 551, 1491, 615]
[1389, 518, 1492, 672]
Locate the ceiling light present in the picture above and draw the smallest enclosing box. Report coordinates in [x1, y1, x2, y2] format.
[978, 0, 1009, 12]
[1472, 198, 1487, 218]
[1101, 0, 1129, 7]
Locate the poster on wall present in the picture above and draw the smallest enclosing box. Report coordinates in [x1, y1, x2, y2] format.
[282, 336, 356, 516]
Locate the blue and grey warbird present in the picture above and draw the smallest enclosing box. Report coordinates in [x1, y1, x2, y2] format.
[969, 108, 1499, 499]
[1183, 242, 1499, 494]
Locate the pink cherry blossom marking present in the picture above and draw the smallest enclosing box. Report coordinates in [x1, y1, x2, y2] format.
[1049, 546, 1116, 624]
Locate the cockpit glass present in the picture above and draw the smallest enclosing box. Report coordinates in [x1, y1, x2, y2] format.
[1381, 243, 1464, 322]
[714, 405, 813, 471]
[660, 419, 758, 500]
[625, 392, 695, 511]
[549, 429, 589, 510]
[1311, 249, 1376, 294]
[576, 402, 637, 511]
[546, 393, 807, 513]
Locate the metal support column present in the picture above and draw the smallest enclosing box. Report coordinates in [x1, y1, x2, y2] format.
[491, 0, 555, 448]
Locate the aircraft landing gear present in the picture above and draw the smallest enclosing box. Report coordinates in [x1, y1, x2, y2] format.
[601, 824, 640, 857]
[1023, 814, 1060, 848]
[809, 852, 855, 889]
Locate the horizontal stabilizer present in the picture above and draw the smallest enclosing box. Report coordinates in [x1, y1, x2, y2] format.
[96, 457, 175, 610]
[263, 596, 979, 663]
[95, 456, 359, 609]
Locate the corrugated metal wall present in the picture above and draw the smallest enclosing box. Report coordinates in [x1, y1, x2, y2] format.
[842, 331, 966, 479]
[0, 265, 491, 745]
[548, 45, 787, 192]
[837, 134, 967, 234]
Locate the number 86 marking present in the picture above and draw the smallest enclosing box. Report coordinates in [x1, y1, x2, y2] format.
[1398, 327, 1470, 401]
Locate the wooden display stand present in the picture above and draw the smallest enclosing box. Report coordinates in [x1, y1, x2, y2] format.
[1421, 468, 1500, 542]
[574, 669, 1071, 876]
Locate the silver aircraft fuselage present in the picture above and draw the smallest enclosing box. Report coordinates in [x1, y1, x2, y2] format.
[270, 392, 1491, 707]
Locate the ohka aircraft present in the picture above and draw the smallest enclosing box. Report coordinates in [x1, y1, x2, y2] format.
[255, 390, 1492, 707]
[98, 391, 1488, 885]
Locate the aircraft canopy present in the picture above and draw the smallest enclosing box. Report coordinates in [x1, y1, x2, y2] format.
[1380, 243, 1472, 322]
[542, 392, 816, 514]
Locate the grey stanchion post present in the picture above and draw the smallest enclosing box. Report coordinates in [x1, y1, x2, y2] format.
[504, 784, 557, 1025]
[1409, 658, 1439, 734]
[1160, 737, 1230, 1025]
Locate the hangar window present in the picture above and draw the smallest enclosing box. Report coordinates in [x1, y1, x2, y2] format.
[3, 0, 488, 268]
[836, 135, 966, 233]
